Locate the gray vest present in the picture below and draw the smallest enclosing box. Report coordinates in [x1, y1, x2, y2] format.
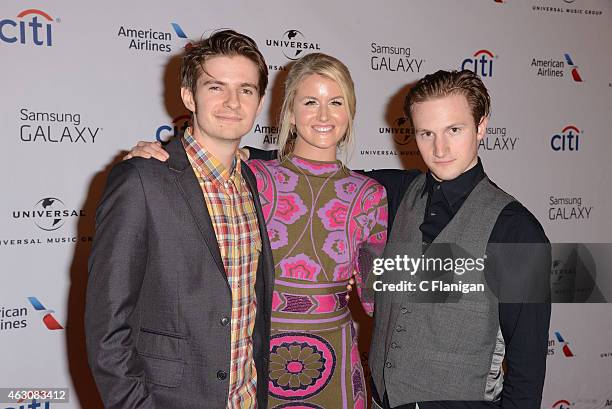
[369, 174, 514, 406]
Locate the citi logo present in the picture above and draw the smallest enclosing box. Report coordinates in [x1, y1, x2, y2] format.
[28, 297, 63, 330]
[564, 53, 583, 82]
[3, 400, 52, 408]
[461, 49, 496, 77]
[0, 9, 56, 46]
[551, 125, 580, 151]
[552, 399, 572, 409]
[554, 331, 574, 357]
[155, 114, 190, 145]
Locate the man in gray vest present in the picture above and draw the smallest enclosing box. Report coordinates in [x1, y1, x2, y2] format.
[368, 70, 551, 409]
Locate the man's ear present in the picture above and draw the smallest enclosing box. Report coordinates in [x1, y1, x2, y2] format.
[476, 116, 488, 142]
[181, 87, 195, 112]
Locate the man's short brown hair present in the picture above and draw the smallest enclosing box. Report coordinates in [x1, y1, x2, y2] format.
[180, 29, 268, 99]
[404, 69, 491, 128]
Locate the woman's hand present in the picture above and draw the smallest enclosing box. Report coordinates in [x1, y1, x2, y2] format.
[123, 141, 169, 161]
[239, 148, 250, 161]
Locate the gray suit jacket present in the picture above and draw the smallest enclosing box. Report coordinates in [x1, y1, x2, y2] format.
[85, 138, 274, 409]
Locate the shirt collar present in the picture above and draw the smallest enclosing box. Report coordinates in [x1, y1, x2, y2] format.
[422, 158, 485, 212]
[181, 130, 242, 185]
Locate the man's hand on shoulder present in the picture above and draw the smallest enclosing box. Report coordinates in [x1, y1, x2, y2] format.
[124, 141, 169, 162]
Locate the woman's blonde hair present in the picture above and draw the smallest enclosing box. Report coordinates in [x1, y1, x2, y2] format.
[277, 52, 356, 162]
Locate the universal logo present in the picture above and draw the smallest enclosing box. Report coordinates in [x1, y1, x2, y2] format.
[361, 117, 420, 158]
[12, 197, 84, 231]
[379, 117, 415, 146]
[266, 30, 321, 61]
[531, 2, 603, 16]
[3, 197, 92, 247]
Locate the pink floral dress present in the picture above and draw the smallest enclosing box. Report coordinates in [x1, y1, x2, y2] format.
[248, 154, 388, 409]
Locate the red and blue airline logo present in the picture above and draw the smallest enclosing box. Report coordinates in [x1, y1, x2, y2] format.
[28, 297, 63, 330]
[554, 331, 574, 357]
[552, 399, 572, 409]
[0, 9, 55, 46]
[461, 49, 495, 77]
[551, 125, 580, 152]
[563, 53, 583, 82]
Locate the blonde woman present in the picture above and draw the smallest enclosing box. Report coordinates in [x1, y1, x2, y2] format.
[127, 53, 388, 408]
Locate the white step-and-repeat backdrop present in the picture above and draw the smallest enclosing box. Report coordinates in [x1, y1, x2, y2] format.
[1, 1, 611, 408]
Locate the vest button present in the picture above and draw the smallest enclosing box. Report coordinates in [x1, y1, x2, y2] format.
[217, 370, 227, 380]
[395, 325, 403, 332]
[220, 316, 230, 326]
[400, 307, 409, 314]
[391, 342, 399, 349]
[385, 361, 393, 368]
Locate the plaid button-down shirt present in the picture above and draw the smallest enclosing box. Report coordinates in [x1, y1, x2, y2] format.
[183, 132, 261, 409]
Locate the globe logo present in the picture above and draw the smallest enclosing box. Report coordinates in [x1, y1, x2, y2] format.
[282, 30, 306, 60]
[33, 197, 67, 231]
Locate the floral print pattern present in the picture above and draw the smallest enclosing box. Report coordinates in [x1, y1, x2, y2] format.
[247, 154, 388, 408]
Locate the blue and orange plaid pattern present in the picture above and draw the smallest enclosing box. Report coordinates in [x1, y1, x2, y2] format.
[183, 131, 261, 409]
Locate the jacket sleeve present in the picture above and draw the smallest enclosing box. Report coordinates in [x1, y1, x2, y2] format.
[85, 161, 156, 409]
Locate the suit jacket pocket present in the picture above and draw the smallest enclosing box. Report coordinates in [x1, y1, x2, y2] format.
[138, 353, 185, 388]
[137, 327, 187, 387]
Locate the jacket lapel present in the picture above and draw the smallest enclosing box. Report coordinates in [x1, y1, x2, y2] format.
[166, 138, 228, 285]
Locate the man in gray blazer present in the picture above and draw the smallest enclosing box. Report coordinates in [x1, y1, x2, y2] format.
[85, 30, 274, 409]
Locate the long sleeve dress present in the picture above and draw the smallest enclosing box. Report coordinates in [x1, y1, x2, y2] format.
[248, 153, 388, 409]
